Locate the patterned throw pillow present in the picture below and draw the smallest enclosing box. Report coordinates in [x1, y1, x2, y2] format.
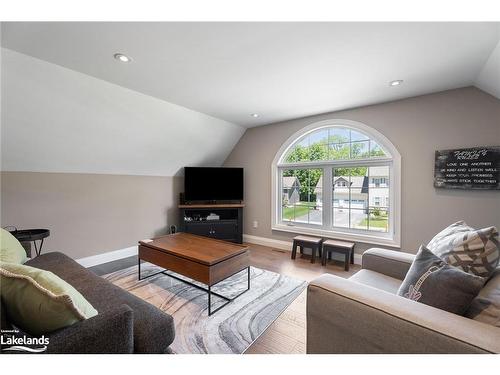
[427, 221, 500, 277]
[397, 246, 485, 315]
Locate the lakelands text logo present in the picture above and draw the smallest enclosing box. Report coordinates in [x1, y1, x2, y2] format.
[1, 329, 49, 353]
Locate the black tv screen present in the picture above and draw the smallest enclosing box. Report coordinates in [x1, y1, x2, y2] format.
[184, 167, 244, 202]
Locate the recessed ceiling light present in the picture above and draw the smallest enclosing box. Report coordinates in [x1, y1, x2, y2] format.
[114, 53, 132, 63]
[250, 113, 259, 118]
[389, 80, 403, 87]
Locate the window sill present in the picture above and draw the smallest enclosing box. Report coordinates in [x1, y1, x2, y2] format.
[271, 224, 400, 248]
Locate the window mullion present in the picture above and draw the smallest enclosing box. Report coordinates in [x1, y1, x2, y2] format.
[323, 167, 332, 229]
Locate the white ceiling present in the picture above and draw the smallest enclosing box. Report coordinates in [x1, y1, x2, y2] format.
[1, 22, 499, 127]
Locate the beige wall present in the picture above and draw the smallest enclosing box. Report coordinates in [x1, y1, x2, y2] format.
[1, 172, 182, 259]
[224, 87, 500, 254]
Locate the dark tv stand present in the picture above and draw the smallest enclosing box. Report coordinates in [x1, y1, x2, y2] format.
[178, 203, 244, 244]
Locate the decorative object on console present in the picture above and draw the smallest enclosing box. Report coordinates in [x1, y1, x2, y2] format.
[206, 213, 220, 221]
[397, 245, 485, 315]
[434, 146, 500, 190]
[427, 221, 500, 277]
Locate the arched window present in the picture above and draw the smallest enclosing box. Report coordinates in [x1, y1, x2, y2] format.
[271, 119, 401, 247]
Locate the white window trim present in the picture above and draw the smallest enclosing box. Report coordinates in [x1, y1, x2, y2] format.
[271, 119, 401, 248]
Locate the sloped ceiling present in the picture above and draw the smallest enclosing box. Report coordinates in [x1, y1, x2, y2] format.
[475, 39, 500, 99]
[1, 22, 499, 127]
[1, 48, 245, 176]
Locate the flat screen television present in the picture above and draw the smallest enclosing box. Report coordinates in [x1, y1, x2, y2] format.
[184, 167, 244, 202]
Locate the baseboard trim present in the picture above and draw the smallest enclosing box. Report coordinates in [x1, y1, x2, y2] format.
[76, 245, 138, 268]
[243, 234, 362, 265]
[243, 234, 292, 251]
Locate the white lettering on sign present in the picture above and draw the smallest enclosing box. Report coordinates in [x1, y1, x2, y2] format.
[454, 149, 488, 160]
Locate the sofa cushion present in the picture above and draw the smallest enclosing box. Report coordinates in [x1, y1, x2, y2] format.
[397, 245, 485, 315]
[427, 221, 500, 277]
[0, 262, 98, 335]
[0, 228, 27, 264]
[26, 252, 175, 353]
[361, 248, 415, 280]
[466, 268, 500, 327]
[349, 269, 402, 294]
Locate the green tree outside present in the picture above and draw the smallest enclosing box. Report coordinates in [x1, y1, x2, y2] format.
[283, 133, 385, 199]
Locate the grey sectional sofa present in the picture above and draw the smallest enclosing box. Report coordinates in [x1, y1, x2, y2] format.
[307, 248, 500, 354]
[1, 252, 175, 353]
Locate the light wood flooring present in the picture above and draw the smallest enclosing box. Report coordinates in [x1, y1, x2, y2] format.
[244, 244, 359, 354]
[90, 243, 360, 354]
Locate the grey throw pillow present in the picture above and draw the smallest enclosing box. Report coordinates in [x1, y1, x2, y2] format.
[427, 221, 500, 277]
[398, 245, 485, 315]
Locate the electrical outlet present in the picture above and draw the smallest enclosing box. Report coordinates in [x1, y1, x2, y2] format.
[253, 221, 258, 228]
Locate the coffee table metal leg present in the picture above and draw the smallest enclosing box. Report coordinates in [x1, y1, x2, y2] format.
[208, 285, 212, 315]
[207, 266, 251, 316]
[137, 258, 165, 281]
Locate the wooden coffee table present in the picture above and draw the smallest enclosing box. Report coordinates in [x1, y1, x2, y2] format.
[138, 232, 250, 315]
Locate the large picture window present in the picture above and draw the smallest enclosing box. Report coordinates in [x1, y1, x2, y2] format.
[272, 119, 401, 247]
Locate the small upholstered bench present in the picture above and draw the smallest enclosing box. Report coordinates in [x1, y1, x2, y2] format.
[291, 235, 323, 263]
[321, 239, 355, 271]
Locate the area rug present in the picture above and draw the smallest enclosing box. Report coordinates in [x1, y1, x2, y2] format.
[103, 263, 307, 354]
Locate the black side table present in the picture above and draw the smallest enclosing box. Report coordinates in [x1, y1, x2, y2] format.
[321, 239, 355, 271]
[8, 228, 50, 257]
[291, 235, 323, 264]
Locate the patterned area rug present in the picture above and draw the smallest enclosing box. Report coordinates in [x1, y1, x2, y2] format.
[103, 263, 307, 354]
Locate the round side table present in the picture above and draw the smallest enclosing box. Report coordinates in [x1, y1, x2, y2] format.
[8, 228, 50, 257]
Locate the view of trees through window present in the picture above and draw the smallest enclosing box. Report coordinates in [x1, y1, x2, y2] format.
[280, 127, 390, 233]
[284, 128, 386, 164]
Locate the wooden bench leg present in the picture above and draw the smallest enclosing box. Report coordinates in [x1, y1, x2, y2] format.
[291, 241, 297, 260]
[344, 251, 350, 271]
[321, 248, 327, 266]
[311, 245, 316, 264]
[350, 248, 355, 264]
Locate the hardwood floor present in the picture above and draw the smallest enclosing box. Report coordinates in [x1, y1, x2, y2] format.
[91, 242, 360, 354]
[244, 244, 359, 354]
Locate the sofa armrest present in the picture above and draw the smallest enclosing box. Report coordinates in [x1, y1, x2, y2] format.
[47, 305, 134, 354]
[307, 274, 500, 354]
[362, 248, 415, 280]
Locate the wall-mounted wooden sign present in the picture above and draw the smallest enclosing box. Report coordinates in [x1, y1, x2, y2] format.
[434, 146, 500, 190]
